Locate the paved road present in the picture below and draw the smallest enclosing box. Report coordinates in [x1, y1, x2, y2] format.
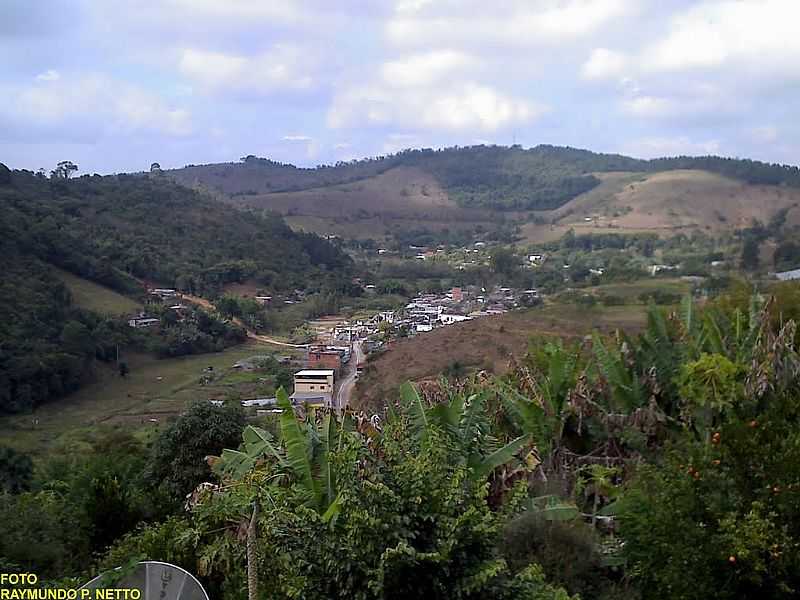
[334, 341, 363, 410]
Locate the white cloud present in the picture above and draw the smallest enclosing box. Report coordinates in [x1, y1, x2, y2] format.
[4, 75, 192, 137]
[622, 95, 678, 118]
[178, 46, 314, 96]
[386, 0, 630, 47]
[282, 134, 313, 141]
[749, 126, 779, 144]
[165, 0, 302, 24]
[381, 50, 476, 87]
[581, 48, 627, 81]
[329, 81, 544, 132]
[640, 0, 800, 75]
[620, 82, 746, 122]
[624, 136, 721, 158]
[35, 69, 60, 82]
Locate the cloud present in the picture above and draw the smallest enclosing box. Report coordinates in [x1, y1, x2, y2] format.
[381, 50, 477, 87]
[328, 81, 544, 133]
[624, 136, 721, 159]
[640, 0, 800, 75]
[282, 134, 313, 141]
[178, 46, 314, 97]
[1, 74, 192, 140]
[619, 82, 747, 124]
[35, 69, 60, 82]
[386, 0, 630, 47]
[581, 48, 627, 80]
[749, 126, 779, 144]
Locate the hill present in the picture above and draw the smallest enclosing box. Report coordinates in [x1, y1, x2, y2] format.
[353, 302, 647, 412]
[167, 145, 800, 241]
[520, 170, 800, 243]
[0, 166, 351, 414]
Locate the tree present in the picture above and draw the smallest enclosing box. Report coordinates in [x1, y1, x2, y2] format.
[0, 162, 10, 185]
[150, 162, 162, 173]
[490, 247, 520, 278]
[741, 237, 760, 270]
[51, 160, 78, 179]
[118, 361, 129, 377]
[0, 446, 33, 493]
[146, 400, 246, 502]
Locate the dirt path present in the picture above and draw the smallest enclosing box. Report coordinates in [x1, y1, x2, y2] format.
[181, 293, 309, 348]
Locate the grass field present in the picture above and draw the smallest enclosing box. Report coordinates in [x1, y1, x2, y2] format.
[354, 302, 647, 412]
[584, 277, 692, 300]
[54, 268, 141, 314]
[0, 341, 296, 456]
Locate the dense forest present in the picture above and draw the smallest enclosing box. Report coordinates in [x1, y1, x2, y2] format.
[0, 164, 352, 414]
[2, 288, 800, 599]
[168, 144, 800, 211]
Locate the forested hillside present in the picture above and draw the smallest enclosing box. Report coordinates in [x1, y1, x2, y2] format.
[0, 164, 352, 414]
[1, 167, 351, 296]
[169, 145, 800, 211]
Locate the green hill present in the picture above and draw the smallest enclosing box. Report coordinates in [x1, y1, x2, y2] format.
[0, 166, 352, 415]
[169, 144, 800, 212]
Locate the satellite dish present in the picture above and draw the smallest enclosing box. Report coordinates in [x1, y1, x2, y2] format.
[82, 561, 209, 600]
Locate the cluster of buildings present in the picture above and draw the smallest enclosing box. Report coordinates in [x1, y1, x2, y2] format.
[375, 285, 538, 336]
[128, 288, 188, 329]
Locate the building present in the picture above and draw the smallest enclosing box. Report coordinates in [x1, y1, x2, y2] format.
[292, 369, 334, 406]
[440, 313, 472, 325]
[451, 287, 463, 302]
[128, 315, 160, 328]
[307, 347, 343, 371]
[775, 268, 800, 281]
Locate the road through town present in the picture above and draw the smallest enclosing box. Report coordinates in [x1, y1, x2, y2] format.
[334, 341, 363, 410]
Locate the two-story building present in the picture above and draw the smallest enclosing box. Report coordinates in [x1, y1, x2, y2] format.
[291, 369, 335, 407]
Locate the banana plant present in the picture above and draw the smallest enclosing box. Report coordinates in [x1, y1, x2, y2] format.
[212, 387, 343, 521]
[591, 332, 646, 412]
[399, 381, 530, 481]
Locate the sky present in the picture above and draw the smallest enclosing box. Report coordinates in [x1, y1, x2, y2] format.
[1, 0, 799, 174]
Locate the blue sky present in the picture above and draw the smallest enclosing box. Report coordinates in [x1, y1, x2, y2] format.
[1, 0, 798, 174]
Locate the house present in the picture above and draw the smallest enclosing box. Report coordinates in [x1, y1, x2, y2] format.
[128, 314, 160, 328]
[149, 288, 177, 300]
[254, 296, 272, 305]
[416, 323, 433, 333]
[775, 268, 800, 281]
[440, 313, 472, 325]
[307, 347, 343, 371]
[292, 369, 335, 405]
[528, 254, 544, 263]
[292, 369, 334, 397]
[241, 398, 277, 408]
[451, 287, 463, 302]
[589, 268, 605, 276]
[650, 265, 679, 276]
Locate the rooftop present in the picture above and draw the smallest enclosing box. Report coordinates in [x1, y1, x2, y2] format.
[295, 369, 335, 376]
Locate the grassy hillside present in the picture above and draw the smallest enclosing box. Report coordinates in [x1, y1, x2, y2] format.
[53, 268, 141, 315]
[0, 340, 295, 455]
[168, 145, 800, 241]
[520, 170, 800, 243]
[169, 145, 800, 210]
[354, 303, 647, 412]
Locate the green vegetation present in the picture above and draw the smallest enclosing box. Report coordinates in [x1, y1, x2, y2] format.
[0, 166, 351, 414]
[53, 270, 141, 315]
[2, 287, 800, 598]
[170, 144, 800, 212]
